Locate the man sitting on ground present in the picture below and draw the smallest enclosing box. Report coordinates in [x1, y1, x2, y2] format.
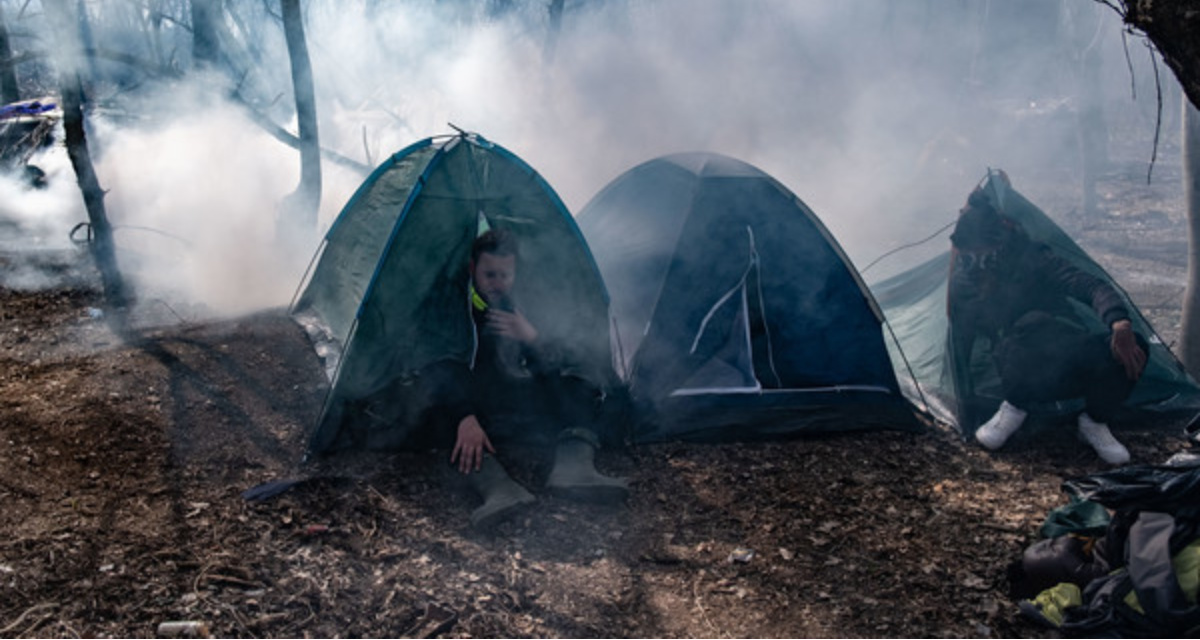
[414, 228, 629, 528]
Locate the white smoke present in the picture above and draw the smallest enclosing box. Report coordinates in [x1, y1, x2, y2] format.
[0, 0, 1183, 311]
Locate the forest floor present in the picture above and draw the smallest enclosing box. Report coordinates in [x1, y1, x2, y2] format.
[2, 142, 1199, 638]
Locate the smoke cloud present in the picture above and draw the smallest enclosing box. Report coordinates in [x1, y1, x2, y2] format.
[0, 0, 1184, 314]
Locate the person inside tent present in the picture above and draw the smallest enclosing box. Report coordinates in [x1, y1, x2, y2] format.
[414, 228, 629, 529]
[947, 178, 1148, 464]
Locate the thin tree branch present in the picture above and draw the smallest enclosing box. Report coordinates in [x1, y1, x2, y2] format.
[1121, 27, 1136, 100]
[361, 124, 373, 168]
[85, 47, 183, 79]
[229, 91, 369, 175]
[1091, 0, 1124, 18]
[0, 50, 40, 67]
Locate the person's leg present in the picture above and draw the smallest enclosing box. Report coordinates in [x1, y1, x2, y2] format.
[996, 320, 1087, 407]
[1070, 333, 1146, 464]
[978, 319, 1088, 450]
[402, 364, 536, 529]
[479, 372, 607, 446]
[461, 454, 535, 529]
[477, 372, 629, 503]
[1074, 333, 1147, 422]
[975, 400, 1028, 450]
[540, 375, 630, 503]
[975, 332, 1058, 449]
[546, 425, 629, 503]
[475, 376, 558, 447]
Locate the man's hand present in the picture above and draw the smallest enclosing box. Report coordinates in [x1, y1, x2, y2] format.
[1110, 319, 1147, 382]
[451, 415, 494, 473]
[485, 309, 538, 344]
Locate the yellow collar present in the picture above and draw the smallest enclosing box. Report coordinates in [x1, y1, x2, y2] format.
[470, 285, 488, 312]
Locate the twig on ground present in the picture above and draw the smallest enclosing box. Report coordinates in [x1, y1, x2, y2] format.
[691, 573, 722, 638]
[0, 602, 57, 635]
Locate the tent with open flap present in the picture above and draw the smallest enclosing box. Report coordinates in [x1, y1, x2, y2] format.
[871, 169, 1200, 437]
[575, 151, 922, 443]
[291, 133, 615, 457]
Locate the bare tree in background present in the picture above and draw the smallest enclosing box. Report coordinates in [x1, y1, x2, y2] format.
[279, 0, 322, 233]
[1179, 97, 1200, 372]
[0, 4, 19, 104]
[43, 0, 130, 314]
[71, 0, 100, 85]
[1106, 1, 1200, 373]
[543, 0, 565, 64]
[191, 0, 222, 68]
[191, 2, 367, 176]
[1064, 2, 1109, 216]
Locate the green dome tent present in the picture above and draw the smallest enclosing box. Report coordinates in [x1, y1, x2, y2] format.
[292, 133, 614, 457]
[576, 152, 922, 443]
[871, 169, 1200, 438]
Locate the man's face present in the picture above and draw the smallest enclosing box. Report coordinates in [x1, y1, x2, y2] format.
[471, 251, 516, 305]
[954, 245, 1002, 276]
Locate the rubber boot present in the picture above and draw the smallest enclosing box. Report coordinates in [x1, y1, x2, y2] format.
[465, 455, 535, 529]
[546, 428, 629, 504]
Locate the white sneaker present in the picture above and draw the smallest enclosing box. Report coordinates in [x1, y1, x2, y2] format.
[1078, 414, 1130, 465]
[975, 401, 1028, 450]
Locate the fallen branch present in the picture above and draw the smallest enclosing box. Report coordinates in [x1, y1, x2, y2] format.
[0, 602, 57, 635]
[404, 603, 457, 639]
[691, 574, 721, 637]
[200, 573, 262, 589]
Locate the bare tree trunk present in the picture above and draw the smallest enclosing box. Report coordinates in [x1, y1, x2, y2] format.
[1063, 2, 1109, 216]
[44, 0, 130, 314]
[138, 0, 165, 70]
[191, 0, 221, 68]
[72, 0, 100, 86]
[488, 0, 516, 19]
[543, 0, 565, 64]
[0, 4, 20, 103]
[1180, 96, 1200, 373]
[280, 0, 321, 231]
[1077, 34, 1108, 216]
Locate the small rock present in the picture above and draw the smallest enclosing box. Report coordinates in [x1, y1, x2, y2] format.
[728, 547, 754, 563]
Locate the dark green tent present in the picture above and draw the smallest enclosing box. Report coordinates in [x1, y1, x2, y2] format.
[292, 133, 613, 456]
[576, 152, 921, 443]
[872, 169, 1200, 437]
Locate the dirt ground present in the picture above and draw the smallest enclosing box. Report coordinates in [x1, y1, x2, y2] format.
[3, 150, 1200, 638]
